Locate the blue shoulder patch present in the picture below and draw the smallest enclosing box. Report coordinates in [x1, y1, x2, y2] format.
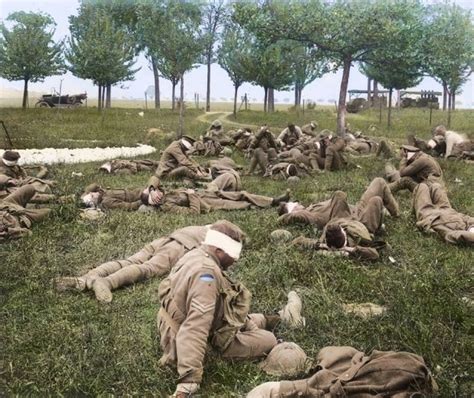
[199, 273, 215, 282]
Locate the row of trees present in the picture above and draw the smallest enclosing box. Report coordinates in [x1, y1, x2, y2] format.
[0, 0, 473, 134]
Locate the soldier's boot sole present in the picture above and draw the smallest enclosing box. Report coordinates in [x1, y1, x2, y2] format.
[54, 277, 86, 292]
[92, 278, 113, 303]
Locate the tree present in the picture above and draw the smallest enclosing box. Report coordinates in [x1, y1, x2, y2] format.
[360, 0, 425, 128]
[0, 11, 64, 109]
[67, 2, 138, 109]
[217, 22, 251, 118]
[291, 44, 329, 108]
[234, 0, 428, 134]
[201, 0, 227, 112]
[138, 0, 203, 117]
[424, 4, 474, 113]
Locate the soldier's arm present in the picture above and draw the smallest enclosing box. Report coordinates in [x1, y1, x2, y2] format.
[278, 210, 320, 226]
[101, 197, 141, 211]
[350, 246, 379, 260]
[176, 269, 219, 384]
[173, 149, 199, 172]
[163, 192, 201, 214]
[399, 159, 425, 177]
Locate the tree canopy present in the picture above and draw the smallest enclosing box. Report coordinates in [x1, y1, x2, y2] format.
[0, 11, 65, 108]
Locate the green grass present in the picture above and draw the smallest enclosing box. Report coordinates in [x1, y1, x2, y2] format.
[0, 106, 473, 397]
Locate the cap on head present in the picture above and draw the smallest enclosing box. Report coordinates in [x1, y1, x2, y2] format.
[400, 144, 420, 152]
[211, 119, 222, 128]
[180, 135, 195, 150]
[259, 342, 309, 377]
[325, 224, 346, 249]
[310, 121, 317, 129]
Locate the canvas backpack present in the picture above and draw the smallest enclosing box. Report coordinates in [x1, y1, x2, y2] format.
[278, 346, 438, 397]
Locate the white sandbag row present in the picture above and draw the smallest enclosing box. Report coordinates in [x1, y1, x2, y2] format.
[0, 144, 156, 165]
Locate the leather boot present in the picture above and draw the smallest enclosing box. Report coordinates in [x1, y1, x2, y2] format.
[272, 189, 291, 206]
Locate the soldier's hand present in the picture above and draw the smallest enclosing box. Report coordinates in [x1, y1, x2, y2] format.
[8, 178, 19, 186]
[185, 189, 195, 195]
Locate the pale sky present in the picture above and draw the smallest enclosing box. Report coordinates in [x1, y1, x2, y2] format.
[0, 0, 473, 107]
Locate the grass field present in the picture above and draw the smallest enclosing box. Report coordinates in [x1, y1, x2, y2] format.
[0, 106, 473, 397]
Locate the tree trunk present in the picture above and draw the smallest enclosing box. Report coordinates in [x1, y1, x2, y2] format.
[452, 91, 456, 110]
[233, 84, 239, 119]
[263, 87, 268, 113]
[101, 86, 106, 109]
[367, 77, 371, 104]
[447, 89, 452, 110]
[442, 82, 447, 111]
[106, 84, 111, 108]
[336, 56, 352, 135]
[172, 82, 176, 111]
[98, 85, 102, 110]
[22, 78, 29, 109]
[151, 56, 160, 109]
[387, 88, 393, 130]
[268, 88, 274, 113]
[206, 52, 211, 112]
[178, 75, 184, 138]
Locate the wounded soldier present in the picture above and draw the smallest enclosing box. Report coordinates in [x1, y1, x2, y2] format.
[99, 159, 159, 174]
[54, 220, 242, 303]
[413, 183, 474, 245]
[0, 185, 50, 242]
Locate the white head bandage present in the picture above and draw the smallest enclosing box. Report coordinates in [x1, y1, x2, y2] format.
[181, 138, 192, 150]
[82, 193, 97, 208]
[204, 229, 242, 260]
[427, 139, 437, 149]
[310, 122, 316, 128]
[468, 226, 474, 233]
[100, 162, 112, 173]
[2, 159, 18, 166]
[286, 202, 300, 214]
[286, 165, 295, 176]
[407, 151, 416, 160]
[314, 142, 321, 150]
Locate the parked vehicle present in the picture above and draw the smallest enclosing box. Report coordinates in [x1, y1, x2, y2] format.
[35, 93, 87, 108]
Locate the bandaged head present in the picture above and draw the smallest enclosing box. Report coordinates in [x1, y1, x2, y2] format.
[82, 192, 100, 208]
[2, 150, 20, 166]
[204, 229, 243, 260]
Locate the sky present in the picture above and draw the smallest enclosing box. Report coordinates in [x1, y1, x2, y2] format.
[0, 0, 473, 108]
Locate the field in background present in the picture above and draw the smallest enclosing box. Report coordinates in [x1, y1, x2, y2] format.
[1, 106, 473, 397]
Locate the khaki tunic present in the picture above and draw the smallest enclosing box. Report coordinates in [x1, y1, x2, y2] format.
[161, 189, 274, 214]
[0, 185, 50, 241]
[155, 141, 201, 178]
[278, 126, 304, 146]
[399, 152, 442, 183]
[320, 218, 379, 260]
[83, 226, 210, 288]
[102, 159, 159, 174]
[157, 246, 276, 384]
[414, 183, 474, 245]
[301, 124, 316, 137]
[0, 161, 53, 195]
[207, 169, 241, 192]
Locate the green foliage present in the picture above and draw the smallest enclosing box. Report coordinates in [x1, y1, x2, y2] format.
[136, 0, 203, 86]
[0, 11, 65, 107]
[423, 3, 474, 94]
[66, 2, 139, 88]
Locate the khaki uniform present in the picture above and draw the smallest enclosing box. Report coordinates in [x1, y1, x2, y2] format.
[155, 141, 205, 180]
[414, 183, 474, 245]
[0, 161, 55, 199]
[248, 129, 279, 175]
[207, 169, 241, 192]
[79, 225, 210, 291]
[84, 176, 161, 211]
[158, 246, 277, 384]
[101, 159, 159, 174]
[161, 189, 274, 214]
[389, 152, 443, 192]
[281, 178, 397, 232]
[301, 124, 316, 137]
[206, 128, 233, 146]
[277, 126, 304, 147]
[346, 138, 379, 155]
[310, 138, 348, 171]
[0, 185, 50, 242]
[266, 162, 309, 180]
